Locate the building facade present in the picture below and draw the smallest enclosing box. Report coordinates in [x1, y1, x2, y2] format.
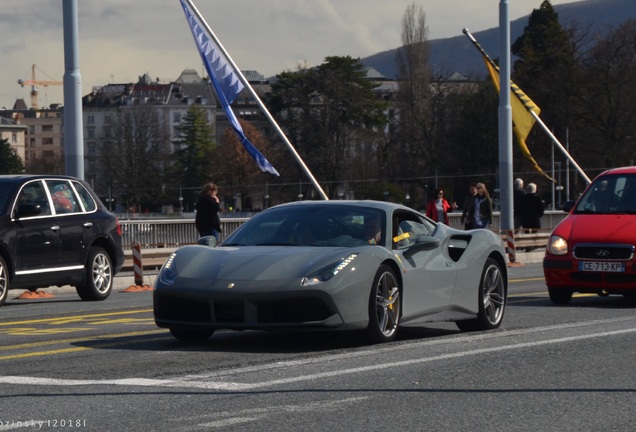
[0, 116, 27, 164]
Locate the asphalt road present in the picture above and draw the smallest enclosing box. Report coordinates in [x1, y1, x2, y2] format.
[1, 263, 635, 432]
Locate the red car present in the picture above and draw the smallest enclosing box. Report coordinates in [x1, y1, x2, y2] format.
[544, 166, 636, 304]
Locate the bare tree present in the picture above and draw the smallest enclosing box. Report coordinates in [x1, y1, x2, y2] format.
[575, 19, 636, 168]
[213, 118, 284, 209]
[98, 104, 172, 211]
[394, 3, 435, 197]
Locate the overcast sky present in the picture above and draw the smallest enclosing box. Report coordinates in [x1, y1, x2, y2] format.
[0, 0, 578, 109]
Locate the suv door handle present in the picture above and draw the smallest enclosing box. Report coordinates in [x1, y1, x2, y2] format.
[50, 225, 60, 231]
[83, 222, 93, 228]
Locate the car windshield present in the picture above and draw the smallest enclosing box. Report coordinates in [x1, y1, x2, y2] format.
[223, 204, 386, 247]
[575, 174, 636, 214]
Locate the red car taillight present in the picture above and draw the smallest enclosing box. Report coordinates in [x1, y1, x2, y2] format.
[115, 218, 122, 237]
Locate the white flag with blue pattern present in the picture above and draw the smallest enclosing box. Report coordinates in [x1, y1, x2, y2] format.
[180, 0, 279, 176]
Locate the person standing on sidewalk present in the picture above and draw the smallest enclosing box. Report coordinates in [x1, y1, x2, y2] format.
[195, 182, 222, 241]
[460, 183, 477, 229]
[468, 182, 493, 229]
[513, 178, 525, 231]
[426, 188, 457, 225]
[521, 183, 544, 234]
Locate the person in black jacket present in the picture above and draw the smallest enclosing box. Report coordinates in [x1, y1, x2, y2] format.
[521, 182, 544, 233]
[513, 178, 525, 231]
[467, 182, 494, 229]
[195, 182, 221, 241]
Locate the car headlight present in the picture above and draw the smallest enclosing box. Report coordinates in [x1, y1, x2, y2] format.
[301, 254, 357, 286]
[158, 253, 178, 285]
[547, 235, 568, 256]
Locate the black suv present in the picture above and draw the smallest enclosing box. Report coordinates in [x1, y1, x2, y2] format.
[0, 175, 124, 306]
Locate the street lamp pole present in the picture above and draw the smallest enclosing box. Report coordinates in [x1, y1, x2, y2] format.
[178, 185, 183, 215]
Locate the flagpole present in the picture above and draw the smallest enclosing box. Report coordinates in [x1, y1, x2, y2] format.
[463, 28, 591, 185]
[183, 0, 329, 200]
[530, 111, 590, 183]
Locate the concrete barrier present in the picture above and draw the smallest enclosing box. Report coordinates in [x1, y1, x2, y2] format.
[121, 233, 547, 271]
[122, 247, 176, 272]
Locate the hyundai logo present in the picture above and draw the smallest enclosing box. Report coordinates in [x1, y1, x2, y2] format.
[596, 249, 610, 257]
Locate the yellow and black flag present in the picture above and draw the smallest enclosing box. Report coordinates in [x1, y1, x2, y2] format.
[483, 59, 554, 181]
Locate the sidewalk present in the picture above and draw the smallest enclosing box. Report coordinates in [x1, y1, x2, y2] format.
[511, 249, 544, 265]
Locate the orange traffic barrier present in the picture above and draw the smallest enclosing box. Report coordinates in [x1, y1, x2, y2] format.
[122, 241, 153, 292]
[17, 290, 55, 299]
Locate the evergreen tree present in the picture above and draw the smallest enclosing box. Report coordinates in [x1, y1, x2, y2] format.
[175, 106, 217, 197]
[511, 0, 577, 129]
[268, 56, 387, 198]
[0, 138, 24, 174]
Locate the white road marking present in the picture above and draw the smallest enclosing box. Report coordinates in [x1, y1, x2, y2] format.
[1, 323, 634, 391]
[181, 397, 371, 430]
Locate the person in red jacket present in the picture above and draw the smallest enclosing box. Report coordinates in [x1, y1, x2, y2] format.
[426, 188, 457, 224]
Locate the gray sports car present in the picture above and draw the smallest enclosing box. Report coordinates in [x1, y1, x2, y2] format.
[153, 200, 508, 343]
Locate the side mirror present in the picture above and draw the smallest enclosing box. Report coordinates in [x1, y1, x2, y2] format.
[197, 235, 217, 247]
[403, 236, 440, 259]
[561, 200, 575, 212]
[16, 203, 42, 218]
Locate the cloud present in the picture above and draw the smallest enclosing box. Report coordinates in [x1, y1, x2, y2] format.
[0, 0, 578, 108]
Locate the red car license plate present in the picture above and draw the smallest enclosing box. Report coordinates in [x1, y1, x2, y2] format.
[579, 261, 625, 272]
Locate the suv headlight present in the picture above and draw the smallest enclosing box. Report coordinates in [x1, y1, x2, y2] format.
[547, 235, 568, 256]
[301, 254, 357, 286]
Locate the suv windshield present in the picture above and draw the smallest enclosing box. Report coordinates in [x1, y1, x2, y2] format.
[575, 174, 636, 214]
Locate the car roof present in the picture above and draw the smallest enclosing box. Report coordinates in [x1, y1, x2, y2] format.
[595, 166, 636, 178]
[268, 199, 419, 214]
[0, 174, 82, 184]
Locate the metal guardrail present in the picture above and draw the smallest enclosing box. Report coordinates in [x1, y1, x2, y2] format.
[118, 211, 568, 250]
[120, 218, 248, 248]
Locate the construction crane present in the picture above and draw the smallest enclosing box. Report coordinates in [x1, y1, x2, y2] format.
[17, 64, 63, 109]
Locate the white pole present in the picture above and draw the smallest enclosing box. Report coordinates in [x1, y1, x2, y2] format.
[551, 143, 556, 210]
[566, 128, 571, 200]
[530, 111, 590, 184]
[499, 0, 513, 232]
[62, 0, 84, 179]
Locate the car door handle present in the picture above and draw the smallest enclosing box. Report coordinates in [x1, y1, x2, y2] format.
[50, 225, 60, 231]
[83, 222, 93, 228]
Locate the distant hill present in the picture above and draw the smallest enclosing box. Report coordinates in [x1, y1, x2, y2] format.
[362, 0, 636, 80]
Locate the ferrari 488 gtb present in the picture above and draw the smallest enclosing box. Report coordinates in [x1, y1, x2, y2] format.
[154, 200, 507, 343]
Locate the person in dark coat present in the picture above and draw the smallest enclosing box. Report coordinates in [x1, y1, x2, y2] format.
[521, 182, 544, 233]
[460, 183, 477, 230]
[467, 182, 493, 229]
[195, 182, 221, 240]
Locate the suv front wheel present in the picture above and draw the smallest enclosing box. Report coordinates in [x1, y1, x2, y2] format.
[0, 256, 8, 306]
[76, 246, 113, 301]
